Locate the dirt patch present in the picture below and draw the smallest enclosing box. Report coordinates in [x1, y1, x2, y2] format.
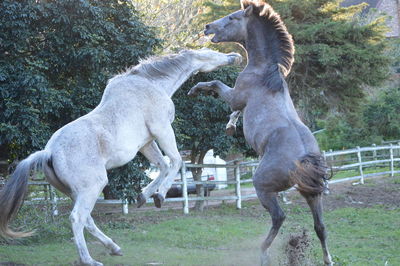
[285, 229, 312, 266]
[322, 176, 400, 210]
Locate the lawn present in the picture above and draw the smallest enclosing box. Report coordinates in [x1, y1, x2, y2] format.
[1, 177, 399, 266]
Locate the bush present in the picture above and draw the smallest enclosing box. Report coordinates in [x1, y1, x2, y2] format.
[316, 87, 400, 150]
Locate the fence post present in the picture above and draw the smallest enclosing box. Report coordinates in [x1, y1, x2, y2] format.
[235, 162, 242, 209]
[181, 162, 189, 214]
[49, 185, 58, 217]
[328, 149, 333, 167]
[122, 197, 128, 215]
[357, 146, 364, 184]
[322, 150, 330, 192]
[372, 143, 377, 161]
[390, 144, 394, 177]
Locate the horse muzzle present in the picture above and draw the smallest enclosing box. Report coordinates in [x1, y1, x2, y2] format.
[227, 53, 242, 65]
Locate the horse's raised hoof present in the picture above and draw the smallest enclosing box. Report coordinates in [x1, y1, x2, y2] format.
[225, 125, 236, 136]
[110, 248, 123, 256]
[136, 193, 147, 208]
[153, 193, 164, 208]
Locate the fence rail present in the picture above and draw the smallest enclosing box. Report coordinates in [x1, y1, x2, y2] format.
[0, 143, 399, 214]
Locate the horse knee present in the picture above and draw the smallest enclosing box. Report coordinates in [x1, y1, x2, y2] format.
[70, 211, 84, 225]
[170, 156, 182, 170]
[159, 160, 168, 172]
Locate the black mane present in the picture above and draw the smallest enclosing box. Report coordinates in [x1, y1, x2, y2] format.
[241, 0, 295, 77]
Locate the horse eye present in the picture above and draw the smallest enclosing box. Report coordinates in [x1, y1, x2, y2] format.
[229, 16, 233, 20]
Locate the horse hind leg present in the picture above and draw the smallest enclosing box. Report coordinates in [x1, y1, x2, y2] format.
[69, 172, 109, 266]
[300, 192, 333, 266]
[256, 189, 286, 266]
[85, 216, 122, 256]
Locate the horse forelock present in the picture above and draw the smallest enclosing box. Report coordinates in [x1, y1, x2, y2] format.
[241, 0, 294, 77]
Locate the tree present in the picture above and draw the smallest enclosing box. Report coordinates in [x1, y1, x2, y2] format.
[363, 87, 400, 141]
[0, 0, 161, 200]
[132, 0, 207, 50]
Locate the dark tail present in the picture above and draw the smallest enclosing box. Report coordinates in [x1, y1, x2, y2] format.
[290, 153, 330, 195]
[0, 150, 50, 238]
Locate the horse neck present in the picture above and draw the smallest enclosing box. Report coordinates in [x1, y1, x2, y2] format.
[244, 18, 280, 72]
[154, 56, 196, 98]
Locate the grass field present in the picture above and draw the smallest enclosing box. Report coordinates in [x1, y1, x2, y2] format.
[1, 176, 399, 266]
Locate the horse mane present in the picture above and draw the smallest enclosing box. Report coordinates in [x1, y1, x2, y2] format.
[128, 51, 190, 80]
[241, 0, 294, 77]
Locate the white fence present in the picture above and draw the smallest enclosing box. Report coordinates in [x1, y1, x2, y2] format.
[0, 144, 399, 215]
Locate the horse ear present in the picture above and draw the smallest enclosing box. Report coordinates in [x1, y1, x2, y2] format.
[244, 4, 253, 17]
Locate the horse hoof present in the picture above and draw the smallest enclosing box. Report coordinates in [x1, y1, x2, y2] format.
[153, 193, 164, 208]
[136, 193, 146, 208]
[110, 248, 123, 256]
[226, 125, 236, 136]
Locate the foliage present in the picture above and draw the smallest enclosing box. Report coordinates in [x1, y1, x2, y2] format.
[316, 86, 400, 150]
[106, 155, 151, 203]
[132, 0, 207, 50]
[0, 0, 161, 159]
[0, 0, 161, 198]
[363, 87, 400, 141]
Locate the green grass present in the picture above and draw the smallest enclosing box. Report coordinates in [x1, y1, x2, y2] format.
[1, 199, 399, 266]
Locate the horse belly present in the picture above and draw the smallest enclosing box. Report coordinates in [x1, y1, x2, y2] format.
[242, 109, 277, 155]
[105, 126, 152, 169]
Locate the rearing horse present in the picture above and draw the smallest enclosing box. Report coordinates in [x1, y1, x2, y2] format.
[189, 1, 333, 265]
[0, 48, 241, 266]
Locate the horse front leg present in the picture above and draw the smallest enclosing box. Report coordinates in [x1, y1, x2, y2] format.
[226, 110, 241, 136]
[189, 80, 239, 135]
[188, 80, 234, 103]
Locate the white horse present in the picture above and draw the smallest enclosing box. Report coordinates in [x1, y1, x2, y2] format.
[0, 48, 241, 266]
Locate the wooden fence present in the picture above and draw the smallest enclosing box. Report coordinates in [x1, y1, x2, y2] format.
[0, 143, 399, 215]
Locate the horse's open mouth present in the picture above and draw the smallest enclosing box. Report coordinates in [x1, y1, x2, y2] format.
[210, 35, 219, 43]
[204, 28, 219, 43]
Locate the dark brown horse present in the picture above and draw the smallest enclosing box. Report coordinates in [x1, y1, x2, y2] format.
[188, 1, 333, 265]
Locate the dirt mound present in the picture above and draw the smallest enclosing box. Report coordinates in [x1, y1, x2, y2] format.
[285, 229, 312, 266]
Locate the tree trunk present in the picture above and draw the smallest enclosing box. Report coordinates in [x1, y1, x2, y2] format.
[102, 185, 118, 200]
[191, 150, 207, 211]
